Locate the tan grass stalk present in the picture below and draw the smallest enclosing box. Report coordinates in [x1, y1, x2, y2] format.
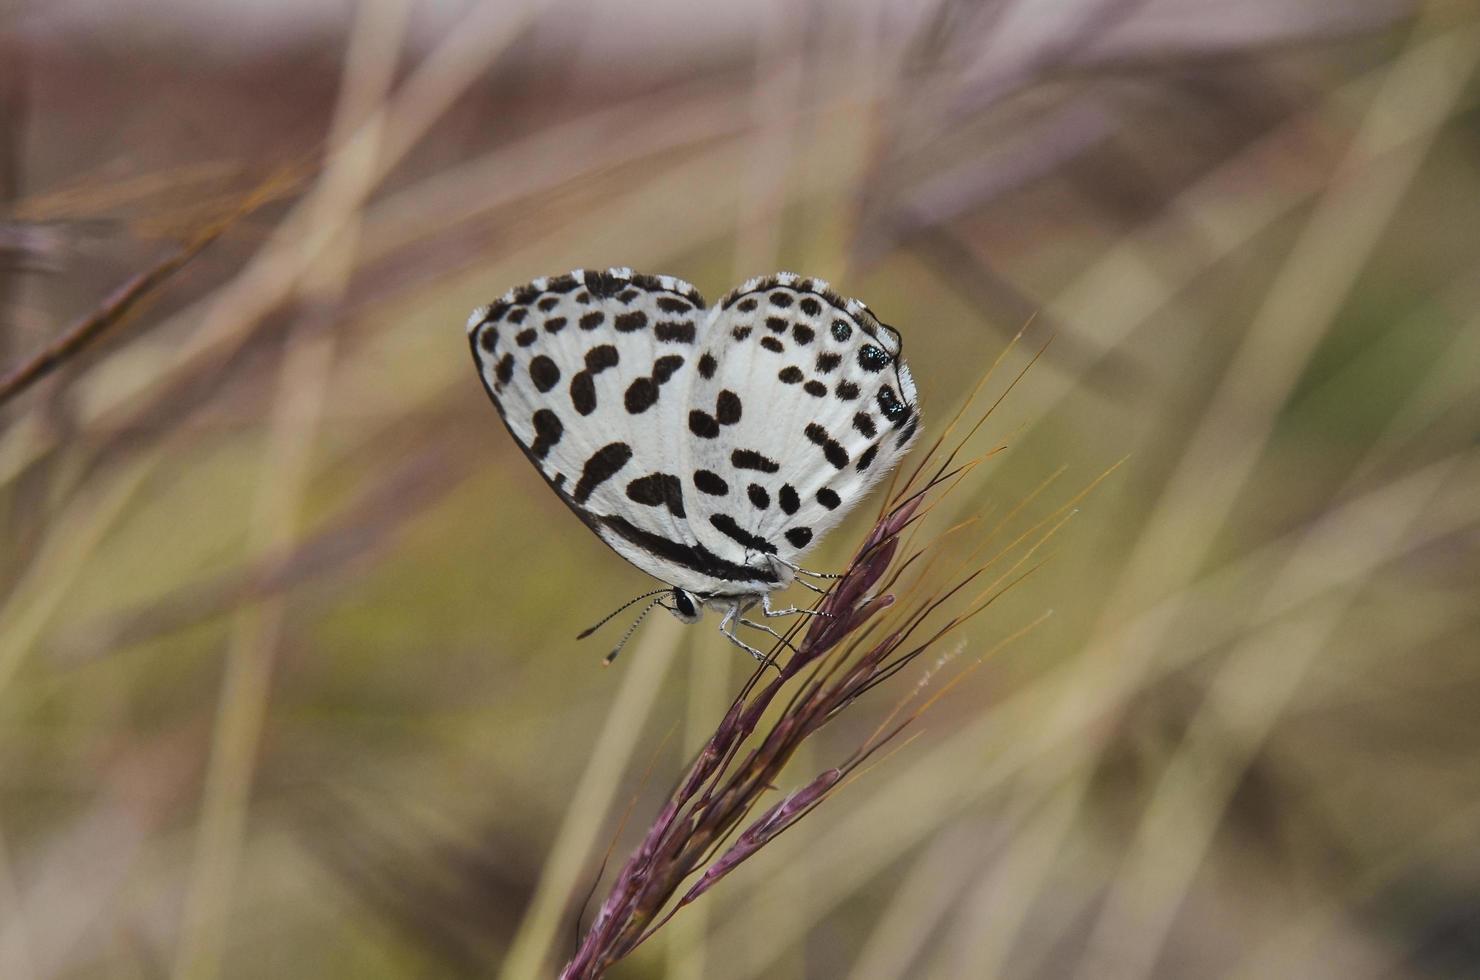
[497, 616, 685, 980]
[169, 6, 408, 977]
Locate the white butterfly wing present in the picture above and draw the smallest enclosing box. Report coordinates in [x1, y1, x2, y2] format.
[469, 268, 779, 595]
[683, 274, 921, 574]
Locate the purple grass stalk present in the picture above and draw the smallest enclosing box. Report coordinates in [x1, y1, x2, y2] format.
[558, 490, 966, 979]
[557, 342, 1080, 978]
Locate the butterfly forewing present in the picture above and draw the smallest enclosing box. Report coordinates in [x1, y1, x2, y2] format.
[683, 274, 921, 570]
[468, 268, 760, 594]
[468, 268, 919, 600]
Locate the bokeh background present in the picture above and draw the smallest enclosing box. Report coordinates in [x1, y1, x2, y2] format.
[2, 0, 1478, 977]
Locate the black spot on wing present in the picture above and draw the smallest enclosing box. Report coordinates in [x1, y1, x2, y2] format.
[805, 423, 849, 470]
[694, 470, 728, 495]
[816, 488, 840, 510]
[689, 410, 719, 438]
[877, 385, 910, 424]
[760, 336, 784, 354]
[779, 484, 799, 515]
[537, 296, 559, 311]
[580, 311, 605, 330]
[737, 297, 758, 312]
[477, 325, 498, 353]
[709, 514, 777, 555]
[544, 316, 567, 333]
[768, 292, 793, 308]
[835, 381, 860, 400]
[614, 311, 648, 332]
[853, 412, 877, 438]
[625, 379, 660, 414]
[731, 449, 780, 473]
[832, 319, 852, 342]
[657, 296, 693, 314]
[584, 269, 624, 298]
[803, 380, 827, 398]
[689, 389, 741, 438]
[624, 354, 685, 414]
[799, 297, 821, 316]
[626, 473, 686, 518]
[716, 390, 742, 425]
[778, 366, 803, 384]
[570, 344, 620, 416]
[815, 352, 840, 373]
[655, 320, 696, 343]
[784, 527, 813, 549]
[792, 324, 814, 345]
[495, 353, 514, 385]
[856, 443, 879, 471]
[698, 353, 717, 379]
[766, 316, 789, 333]
[529, 355, 560, 393]
[530, 409, 562, 460]
[747, 484, 769, 509]
[571, 375, 596, 415]
[859, 344, 889, 372]
[573, 442, 632, 503]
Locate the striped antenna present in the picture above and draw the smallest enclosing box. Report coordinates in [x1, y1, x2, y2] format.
[576, 587, 672, 640]
[602, 596, 670, 665]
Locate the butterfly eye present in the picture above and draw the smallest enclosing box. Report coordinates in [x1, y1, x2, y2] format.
[673, 589, 697, 618]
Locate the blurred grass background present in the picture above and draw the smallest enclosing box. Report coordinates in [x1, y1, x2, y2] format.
[2, 0, 1479, 977]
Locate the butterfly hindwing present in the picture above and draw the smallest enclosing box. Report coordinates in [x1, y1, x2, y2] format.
[469, 268, 742, 593]
[684, 273, 921, 570]
[469, 269, 919, 598]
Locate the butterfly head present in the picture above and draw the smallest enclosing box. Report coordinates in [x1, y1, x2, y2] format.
[668, 588, 705, 624]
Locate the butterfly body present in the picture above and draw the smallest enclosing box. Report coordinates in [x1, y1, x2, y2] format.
[468, 268, 919, 657]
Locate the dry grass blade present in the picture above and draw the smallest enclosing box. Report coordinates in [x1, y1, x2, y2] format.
[0, 174, 294, 409]
[498, 618, 685, 980]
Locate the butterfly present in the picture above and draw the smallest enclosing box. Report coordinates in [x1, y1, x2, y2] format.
[466, 268, 920, 661]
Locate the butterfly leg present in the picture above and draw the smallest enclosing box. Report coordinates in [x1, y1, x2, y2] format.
[759, 592, 831, 620]
[765, 556, 835, 595]
[737, 616, 801, 654]
[792, 577, 830, 596]
[718, 604, 771, 663]
[770, 554, 846, 581]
